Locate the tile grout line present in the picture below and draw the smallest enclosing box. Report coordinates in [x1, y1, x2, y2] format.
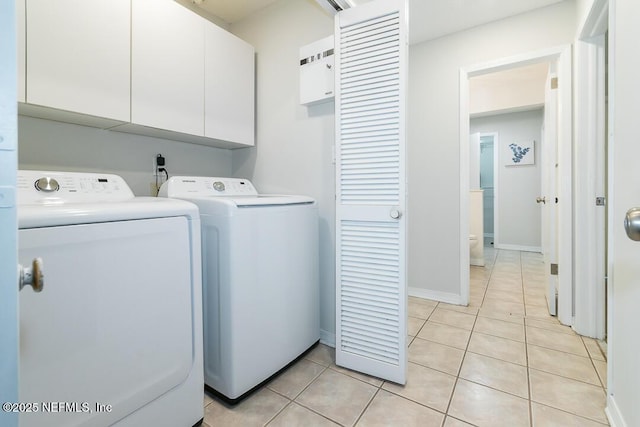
[581, 336, 609, 391]
[519, 251, 534, 427]
[285, 361, 357, 425]
[262, 399, 294, 426]
[351, 386, 381, 427]
[441, 251, 490, 422]
[452, 245, 500, 424]
[263, 362, 331, 425]
[285, 363, 356, 427]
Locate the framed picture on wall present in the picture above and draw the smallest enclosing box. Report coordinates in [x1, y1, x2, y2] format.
[506, 140, 534, 166]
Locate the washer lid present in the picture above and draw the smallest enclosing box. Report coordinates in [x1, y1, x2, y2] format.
[159, 176, 315, 206]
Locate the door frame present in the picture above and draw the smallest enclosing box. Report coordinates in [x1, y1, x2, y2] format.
[573, 0, 608, 340]
[459, 45, 572, 322]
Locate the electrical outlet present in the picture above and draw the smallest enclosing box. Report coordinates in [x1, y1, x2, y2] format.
[154, 153, 166, 177]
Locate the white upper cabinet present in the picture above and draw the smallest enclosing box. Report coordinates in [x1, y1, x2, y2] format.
[205, 24, 255, 146]
[131, 0, 205, 136]
[17, 0, 254, 147]
[25, 0, 130, 121]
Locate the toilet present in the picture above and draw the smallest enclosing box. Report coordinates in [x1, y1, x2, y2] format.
[469, 234, 479, 248]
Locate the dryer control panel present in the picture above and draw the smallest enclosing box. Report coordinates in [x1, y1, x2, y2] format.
[159, 176, 258, 198]
[18, 170, 134, 205]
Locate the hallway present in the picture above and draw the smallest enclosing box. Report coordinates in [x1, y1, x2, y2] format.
[406, 248, 608, 426]
[202, 248, 608, 426]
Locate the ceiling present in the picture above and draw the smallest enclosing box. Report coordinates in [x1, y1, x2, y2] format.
[410, 0, 565, 44]
[192, 0, 566, 44]
[191, 0, 279, 24]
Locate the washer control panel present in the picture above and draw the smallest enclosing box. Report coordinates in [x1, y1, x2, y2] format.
[160, 176, 258, 197]
[18, 170, 134, 205]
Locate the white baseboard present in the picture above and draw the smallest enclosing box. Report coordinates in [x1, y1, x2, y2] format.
[320, 330, 335, 348]
[409, 287, 463, 305]
[494, 243, 542, 253]
[606, 394, 628, 427]
[470, 257, 485, 266]
[484, 233, 494, 238]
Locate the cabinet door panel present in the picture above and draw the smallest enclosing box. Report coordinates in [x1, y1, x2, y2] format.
[205, 24, 254, 146]
[132, 0, 205, 136]
[26, 0, 130, 121]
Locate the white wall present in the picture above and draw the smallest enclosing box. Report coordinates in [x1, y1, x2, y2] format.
[18, 116, 232, 196]
[229, 0, 337, 343]
[471, 110, 543, 250]
[408, 1, 576, 301]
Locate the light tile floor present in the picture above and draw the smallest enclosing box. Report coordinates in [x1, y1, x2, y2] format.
[203, 248, 609, 426]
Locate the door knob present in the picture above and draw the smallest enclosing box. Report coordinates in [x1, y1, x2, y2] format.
[18, 258, 44, 292]
[390, 209, 401, 219]
[624, 207, 640, 241]
[536, 196, 546, 204]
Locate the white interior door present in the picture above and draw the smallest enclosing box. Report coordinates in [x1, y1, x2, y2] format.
[573, 22, 608, 339]
[541, 49, 572, 326]
[0, 1, 19, 425]
[607, 0, 640, 424]
[335, 0, 408, 384]
[542, 66, 559, 316]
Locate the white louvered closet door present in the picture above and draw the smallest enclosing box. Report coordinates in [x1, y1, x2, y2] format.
[335, 0, 408, 385]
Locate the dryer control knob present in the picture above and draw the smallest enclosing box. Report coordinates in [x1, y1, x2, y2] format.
[35, 177, 60, 192]
[213, 181, 226, 192]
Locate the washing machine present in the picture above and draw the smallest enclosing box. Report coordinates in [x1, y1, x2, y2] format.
[17, 170, 204, 427]
[159, 176, 319, 402]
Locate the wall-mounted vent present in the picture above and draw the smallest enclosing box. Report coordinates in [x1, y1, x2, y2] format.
[314, 0, 353, 15]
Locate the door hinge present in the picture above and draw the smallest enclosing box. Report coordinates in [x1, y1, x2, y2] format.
[550, 263, 558, 276]
[551, 77, 558, 89]
[596, 196, 606, 206]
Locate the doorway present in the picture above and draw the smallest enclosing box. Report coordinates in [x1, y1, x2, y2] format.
[459, 46, 573, 324]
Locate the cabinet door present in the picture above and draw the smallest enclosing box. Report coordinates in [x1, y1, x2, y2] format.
[205, 24, 255, 146]
[26, 0, 130, 121]
[132, 0, 205, 136]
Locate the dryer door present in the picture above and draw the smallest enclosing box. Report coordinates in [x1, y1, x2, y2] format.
[19, 217, 193, 427]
